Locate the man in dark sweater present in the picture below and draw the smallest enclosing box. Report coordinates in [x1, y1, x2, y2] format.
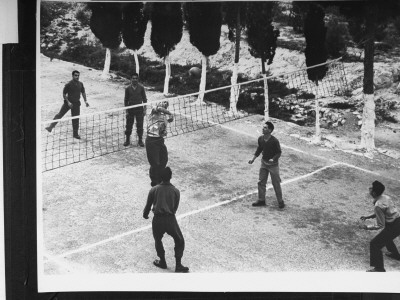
[124, 73, 147, 147]
[45, 70, 89, 139]
[248, 121, 285, 209]
[143, 167, 189, 273]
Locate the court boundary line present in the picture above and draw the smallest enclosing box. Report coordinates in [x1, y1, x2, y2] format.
[43, 121, 399, 267]
[50, 162, 342, 260]
[216, 120, 399, 183]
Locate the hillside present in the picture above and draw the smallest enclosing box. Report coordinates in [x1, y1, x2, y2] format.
[40, 11, 400, 160]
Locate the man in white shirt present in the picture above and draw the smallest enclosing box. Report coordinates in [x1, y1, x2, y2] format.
[360, 180, 400, 272]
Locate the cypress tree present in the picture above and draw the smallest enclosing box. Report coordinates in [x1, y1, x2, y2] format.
[88, 3, 122, 78]
[122, 2, 148, 75]
[224, 2, 247, 113]
[89, 3, 122, 50]
[122, 2, 148, 53]
[303, 3, 327, 142]
[333, 0, 400, 152]
[186, 2, 222, 103]
[246, 2, 279, 120]
[304, 3, 328, 84]
[150, 2, 183, 95]
[186, 2, 222, 57]
[150, 3, 183, 59]
[246, 2, 279, 72]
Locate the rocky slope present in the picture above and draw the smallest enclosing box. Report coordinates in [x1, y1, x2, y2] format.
[41, 13, 400, 159]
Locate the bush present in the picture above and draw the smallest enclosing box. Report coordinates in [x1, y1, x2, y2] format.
[61, 44, 105, 69]
[272, 3, 292, 25]
[237, 78, 297, 115]
[277, 39, 305, 52]
[75, 5, 91, 27]
[58, 21, 69, 28]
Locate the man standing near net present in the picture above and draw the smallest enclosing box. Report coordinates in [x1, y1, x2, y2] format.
[123, 73, 147, 147]
[45, 70, 89, 139]
[360, 180, 400, 272]
[248, 121, 285, 209]
[143, 167, 189, 273]
[146, 101, 174, 187]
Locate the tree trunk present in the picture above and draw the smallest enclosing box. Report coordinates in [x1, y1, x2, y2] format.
[101, 48, 111, 79]
[163, 54, 170, 95]
[360, 7, 376, 151]
[314, 80, 321, 142]
[260, 56, 268, 120]
[229, 6, 241, 114]
[230, 62, 239, 113]
[133, 50, 139, 75]
[360, 93, 375, 151]
[197, 54, 207, 103]
[263, 73, 269, 121]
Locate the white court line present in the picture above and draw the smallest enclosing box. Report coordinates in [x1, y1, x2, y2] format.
[339, 162, 400, 182]
[53, 162, 341, 260]
[43, 251, 75, 273]
[178, 112, 336, 163]
[185, 116, 398, 182]
[49, 116, 398, 261]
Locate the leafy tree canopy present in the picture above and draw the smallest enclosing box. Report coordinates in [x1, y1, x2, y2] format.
[246, 2, 279, 66]
[304, 3, 328, 83]
[89, 3, 122, 50]
[186, 2, 222, 57]
[150, 3, 183, 58]
[122, 2, 148, 52]
[223, 2, 247, 42]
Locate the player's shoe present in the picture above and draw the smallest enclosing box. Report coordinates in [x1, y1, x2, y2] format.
[252, 201, 266, 207]
[366, 267, 386, 272]
[153, 259, 167, 269]
[175, 264, 189, 273]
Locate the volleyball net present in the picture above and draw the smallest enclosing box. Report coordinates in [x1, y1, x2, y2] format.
[41, 57, 349, 172]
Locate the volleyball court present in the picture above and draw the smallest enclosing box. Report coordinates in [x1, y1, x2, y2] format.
[39, 58, 400, 274]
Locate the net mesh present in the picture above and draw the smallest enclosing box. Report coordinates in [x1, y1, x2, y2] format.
[41, 58, 349, 172]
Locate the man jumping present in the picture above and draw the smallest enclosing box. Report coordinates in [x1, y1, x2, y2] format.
[45, 70, 89, 139]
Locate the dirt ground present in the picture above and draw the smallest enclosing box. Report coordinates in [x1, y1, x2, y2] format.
[38, 55, 400, 292]
[41, 116, 400, 274]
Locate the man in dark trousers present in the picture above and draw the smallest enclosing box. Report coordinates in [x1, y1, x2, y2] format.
[248, 121, 285, 209]
[360, 180, 400, 272]
[143, 167, 189, 273]
[45, 70, 89, 139]
[123, 73, 147, 147]
[145, 101, 173, 186]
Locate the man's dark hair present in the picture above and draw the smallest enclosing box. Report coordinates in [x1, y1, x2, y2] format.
[160, 167, 172, 182]
[132, 73, 139, 79]
[72, 70, 80, 76]
[372, 180, 385, 196]
[265, 121, 274, 132]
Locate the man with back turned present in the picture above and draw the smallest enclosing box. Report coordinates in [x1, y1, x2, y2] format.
[143, 167, 189, 273]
